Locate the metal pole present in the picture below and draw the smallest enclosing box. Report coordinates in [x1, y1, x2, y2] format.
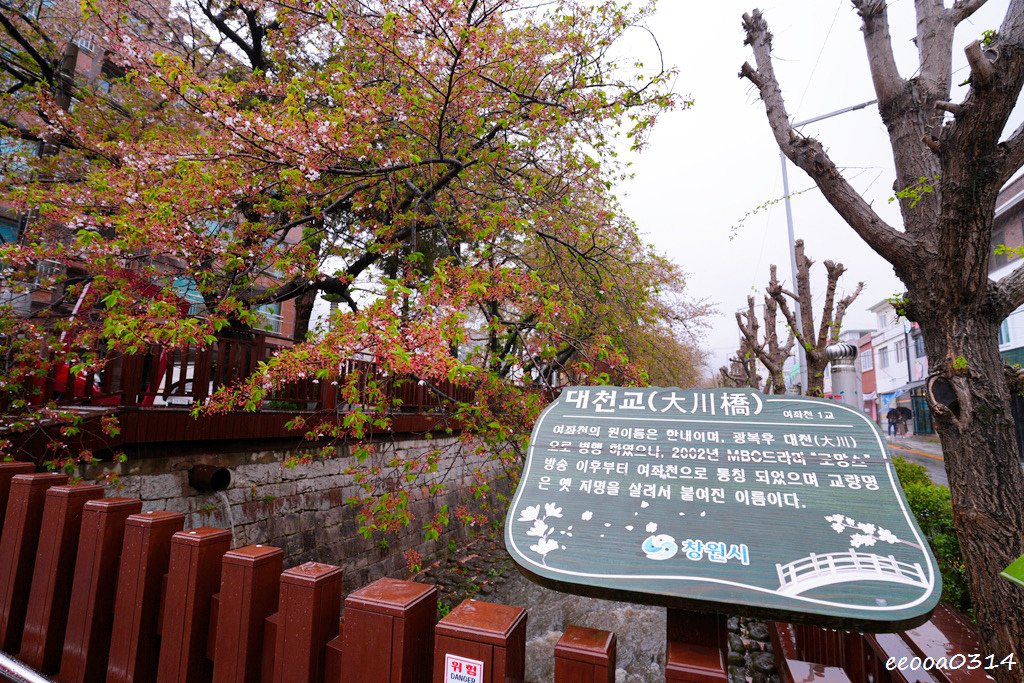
[0, 651, 54, 683]
[792, 100, 876, 129]
[778, 98, 877, 395]
[780, 154, 807, 394]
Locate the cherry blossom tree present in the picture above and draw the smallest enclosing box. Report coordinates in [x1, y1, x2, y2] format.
[0, 1, 704, 534]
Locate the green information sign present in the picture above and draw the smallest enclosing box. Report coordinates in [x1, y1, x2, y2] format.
[505, 387, 941, 630]
[1002, 554, 1024, 588]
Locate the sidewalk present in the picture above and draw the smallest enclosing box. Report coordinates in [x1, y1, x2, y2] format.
[885, 434, 947, 486]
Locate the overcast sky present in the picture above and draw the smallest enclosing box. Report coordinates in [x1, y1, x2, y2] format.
[614, 1, 1016, 375]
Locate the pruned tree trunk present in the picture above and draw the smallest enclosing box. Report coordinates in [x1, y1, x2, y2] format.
[767, 240, 864, 397]
[740, 2, 1024, 666]
[720, 328, 763, 390]
[730, 265, 795, 394]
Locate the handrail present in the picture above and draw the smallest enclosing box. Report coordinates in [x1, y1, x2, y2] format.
[21, 329, 475, 413]
[0, 651, 54, 683]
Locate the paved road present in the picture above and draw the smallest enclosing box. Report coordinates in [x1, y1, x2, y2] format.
[885, 436, 947, 486]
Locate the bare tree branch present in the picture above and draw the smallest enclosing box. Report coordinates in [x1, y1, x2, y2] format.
[851, 0, 904, 106]
[739, 10, 917, 269]
[952, 0, 990, 25]
[998, 119, 1024, 186]
[833, 280, 866, 339]
[990, 265, 1024, 319]
[817, 261, 845, 349]
[965, 39, 996, 87]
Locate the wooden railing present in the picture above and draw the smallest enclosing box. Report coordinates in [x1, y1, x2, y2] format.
[26, 330, 473, 413]
[0, 463, 997, 683]
[770, 615, 993, 683]
[0, 465, 606, 683]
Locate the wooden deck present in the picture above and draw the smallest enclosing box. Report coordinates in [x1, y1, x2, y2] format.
[4, 406, 460, 463]
[4, 330, 470, 462]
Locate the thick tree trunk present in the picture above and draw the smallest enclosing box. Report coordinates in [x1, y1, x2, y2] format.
[805, 352, 827, 398]
[917, 306, 1024, 671]
[291, 288, 318, 341]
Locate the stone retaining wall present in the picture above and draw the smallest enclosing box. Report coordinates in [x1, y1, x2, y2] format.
[82, 435, 508, 589]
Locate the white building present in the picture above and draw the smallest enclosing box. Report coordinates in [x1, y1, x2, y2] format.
[990, 175, 1024, 365]
[866, 300, 931, 433]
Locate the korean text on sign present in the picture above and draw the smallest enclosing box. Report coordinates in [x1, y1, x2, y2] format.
[444, 654, 483, 683]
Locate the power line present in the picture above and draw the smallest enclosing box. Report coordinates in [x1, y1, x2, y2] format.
[791, 0, 844, 123]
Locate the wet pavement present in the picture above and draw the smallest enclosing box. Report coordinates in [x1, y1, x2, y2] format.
[885, 435, 947, 486]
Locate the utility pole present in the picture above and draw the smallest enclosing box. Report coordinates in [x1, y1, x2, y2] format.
[780, 99, 876, 394]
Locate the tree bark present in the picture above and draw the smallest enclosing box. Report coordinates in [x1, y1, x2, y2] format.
[917, 307, 1024, 666]
[766, 241, 863, 397]
[741, 3, 1024, 665]
[731, 266, 794, 394]
[291, 287, 318, 341]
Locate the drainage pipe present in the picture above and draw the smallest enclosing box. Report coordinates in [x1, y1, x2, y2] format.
[187, 464, 232, 492]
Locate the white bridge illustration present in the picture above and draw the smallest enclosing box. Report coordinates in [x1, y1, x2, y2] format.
[776, 551, 928, 596]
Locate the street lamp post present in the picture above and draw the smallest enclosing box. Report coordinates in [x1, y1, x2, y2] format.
[780, 99, 876, 394]
[903, 321, 913, 385]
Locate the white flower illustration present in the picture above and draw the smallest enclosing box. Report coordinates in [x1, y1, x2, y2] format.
[530, 538, 559, 556]
[518, 505, 540, 522]
[526, 520, 549, 537]
[520, 501, 566, 565]
[581, 511, 593, 521]
[877, 527, 899, 544]
[823, 515, 918, 550]
[850, 533, 877, 548]
[646, 522, 658, 533]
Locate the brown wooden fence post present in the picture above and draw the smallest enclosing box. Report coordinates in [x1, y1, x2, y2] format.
[106, 510, 185, 683]
[19, 483, 105, 674]
[335, 577, 437, 683]
[554, 625, 616, 683]
[664, 609, 728, 682]
[434, 599, 527, 683]
[319, 376, 338, 412]
[155, 527, 231, 683]
[0, 472, 68, 653]
[272, 561, 343, 683]
[57, 497, 143, 683]
[212, 544, 283, 683]
[0, 462, 35, 526]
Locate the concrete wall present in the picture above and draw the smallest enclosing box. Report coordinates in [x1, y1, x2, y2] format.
[82, 436, 507, 590]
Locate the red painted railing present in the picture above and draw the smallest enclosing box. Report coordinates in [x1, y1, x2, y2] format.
[0, 461, 996, 683]
[26, 330, 473, 413]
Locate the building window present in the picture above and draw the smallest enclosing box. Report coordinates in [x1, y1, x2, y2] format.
[256, 302, 283, 334]
[894, 339, 906, 364]
[991, 218, 1024, 272]
[0, 216, 18, 244]
[913, 333, 926, 358]
[73, 32, 95, 53]
[878, 347, 889, 369]
[1000, 319, 1011, 346]
[876, 311, 889, 328]
[861, 349, 873, 372]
